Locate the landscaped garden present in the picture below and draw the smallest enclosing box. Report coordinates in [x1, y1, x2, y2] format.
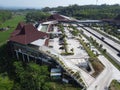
[109, 80, 120, 90]
[78, 37, 104, 77]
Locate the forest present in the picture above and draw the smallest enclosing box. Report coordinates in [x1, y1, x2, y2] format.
[42, 4, 120, 20]
[26, 11, 50, 22]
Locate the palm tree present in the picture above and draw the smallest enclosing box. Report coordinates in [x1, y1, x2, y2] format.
[103, 49, 107, 53]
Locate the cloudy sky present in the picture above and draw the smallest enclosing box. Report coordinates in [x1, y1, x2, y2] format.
[0, 0, 120, 8]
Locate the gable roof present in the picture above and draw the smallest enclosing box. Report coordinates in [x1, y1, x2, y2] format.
[11, 22, 25, 37]
[16, 22, 25, 30]
[47, 14, 66, 21]
[9, 22, 48, 45]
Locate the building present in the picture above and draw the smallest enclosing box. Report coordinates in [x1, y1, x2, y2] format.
[8, 14, 88, 89]
[7, 22, 55, 64]
[8, 14, 71, 63]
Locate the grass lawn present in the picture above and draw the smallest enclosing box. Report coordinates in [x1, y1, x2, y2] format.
[79, 38, 104, 77]
[90, 58, 104, 77]
[0, 15, 25, 44]
[0, 15, 25, 89]
[109, 80, 120, 90]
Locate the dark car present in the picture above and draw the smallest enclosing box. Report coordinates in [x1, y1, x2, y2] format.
[117, 53, 120, 57]
[101, 37, 105, 41]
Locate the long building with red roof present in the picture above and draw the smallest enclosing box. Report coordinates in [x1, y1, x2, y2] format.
[8, 22, 51, 63]
[7, 14, 88, 89]
[8, 14, 72, 61]
[9, 22, 48, 45]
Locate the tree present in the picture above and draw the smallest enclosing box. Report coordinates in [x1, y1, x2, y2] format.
[0, 74, 13, 90]
[42, 4, 120, 20]
[13, 61, 50, 90]
[42, 83, 53, 90]
[99, 44, 103, 49]
[26, 11, 50, 22]
[103, 49, 107, 53]
[114, 14, 120, 20]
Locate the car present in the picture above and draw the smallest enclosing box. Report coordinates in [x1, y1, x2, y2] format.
[117, 53, 120, 57]
[104, 86, 108, 90]
[101, 37, 105, 41]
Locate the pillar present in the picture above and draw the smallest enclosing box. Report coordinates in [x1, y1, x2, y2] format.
[16, 51, 19, 59]
[27, 55, 30, 62]
[22, 53, 25, 61]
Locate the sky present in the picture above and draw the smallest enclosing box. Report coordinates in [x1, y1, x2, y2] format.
[0, 0, 120, 8]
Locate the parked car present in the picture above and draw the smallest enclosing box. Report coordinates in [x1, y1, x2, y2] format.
[101, 37, 105, 41]
[117, 53, 120, 57]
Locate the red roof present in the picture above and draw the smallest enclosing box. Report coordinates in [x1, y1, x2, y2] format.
[11, 22, 25, 37]
[48, 14, 66, 21]
[9, 22, 48, 45]
[16, 22, 25, 30]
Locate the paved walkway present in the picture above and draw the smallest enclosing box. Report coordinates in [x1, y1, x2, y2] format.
[76, 25, 120, 90]
[62, 58, 95, 87]
[80, 26, 120, 64]
[47, 24, 120, 89]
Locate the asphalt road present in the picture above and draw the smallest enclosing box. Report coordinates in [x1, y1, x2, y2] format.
[76, 24, 120, 90]
[87, 54, 120, 90]
[83, 26, 120, 52]
[78, 26, 120, 64]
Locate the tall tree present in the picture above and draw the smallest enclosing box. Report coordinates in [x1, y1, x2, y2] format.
[26, 11, 50, 22]
[12, 61, 50, 90]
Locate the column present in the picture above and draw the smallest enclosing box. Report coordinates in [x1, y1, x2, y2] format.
[22, 53, 25, 61]
[16, 51, 19, 59]
[27, 55, 30, 62]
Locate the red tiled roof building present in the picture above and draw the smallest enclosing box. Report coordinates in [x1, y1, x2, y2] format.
[9, 22, 48, 45]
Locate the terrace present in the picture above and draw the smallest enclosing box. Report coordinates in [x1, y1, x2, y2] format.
[9, 21, 96, 89]
[37, 24, 96, 87]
